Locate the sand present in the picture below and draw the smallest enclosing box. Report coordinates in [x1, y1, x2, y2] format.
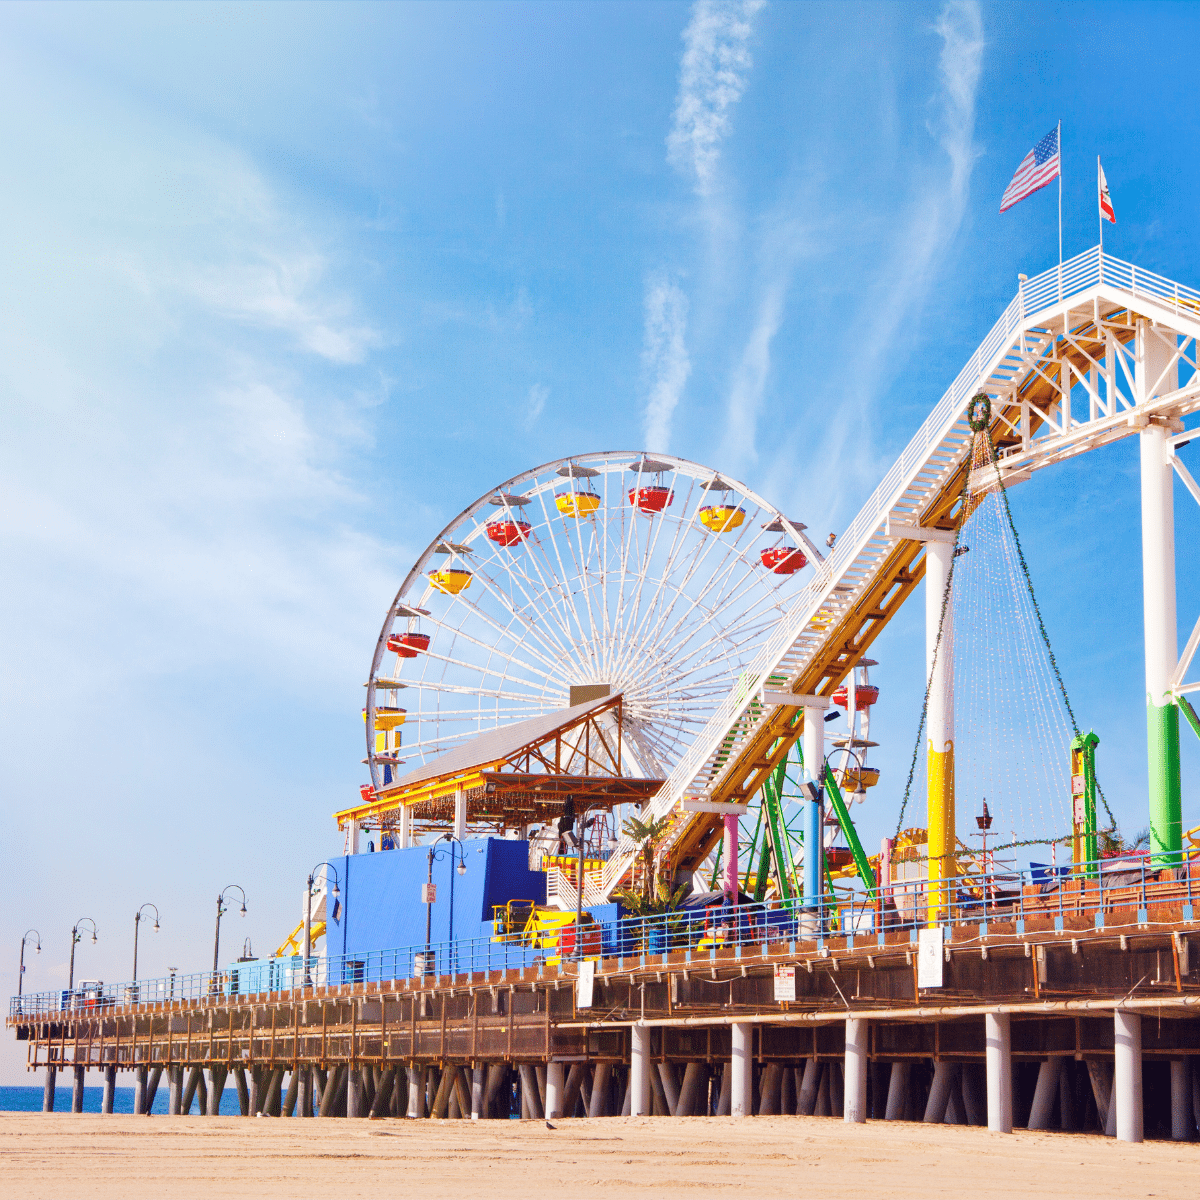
[1, 1112, 1196, 1199]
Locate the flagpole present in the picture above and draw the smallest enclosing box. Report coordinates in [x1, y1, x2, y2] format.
[1057, 120, 1063, 296]
[1097, 155, 1103, 253]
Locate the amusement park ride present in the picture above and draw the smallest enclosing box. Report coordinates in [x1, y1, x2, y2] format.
[14, 247, 1200, 1140]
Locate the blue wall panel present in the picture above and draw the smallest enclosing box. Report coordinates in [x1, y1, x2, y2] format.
[326, 839, 546, 960]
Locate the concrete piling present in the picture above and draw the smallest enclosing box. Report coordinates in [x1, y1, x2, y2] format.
[885, 1062, 909, 1121]
[629, 1027, 650, 1117]
[102, 1065, 117, 1115]
[232, 1066, 249, 1116]
[544, 1061, 563, 1119]
[985, 1012, 1012, 1133]
[1114, 1010, 1143, 1143]
[730, 1022, 752, 1117]
[1169, 1060, 1191, 1140]
[72, 1064, 85, 1113]
[181, 1065, 202, 1115]
[42, 1066, 56, 1113]
[843, 1017, 868, 1123]
[169, 1064, 183, 1115]
[145, 1066, 163, 1114]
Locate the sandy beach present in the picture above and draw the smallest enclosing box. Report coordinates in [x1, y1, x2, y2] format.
[1, 1112, 1196, 1199]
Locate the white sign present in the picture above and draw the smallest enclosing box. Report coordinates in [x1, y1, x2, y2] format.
[773, 965, 796, 1002]
[421, 882, 437, 904]
[576, 959, 595, 1009]
[917, 926, 944, 989]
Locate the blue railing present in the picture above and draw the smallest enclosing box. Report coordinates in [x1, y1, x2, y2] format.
[11, 852, 1195, 1019]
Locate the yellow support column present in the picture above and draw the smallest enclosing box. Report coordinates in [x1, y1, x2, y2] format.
[925, 536, 955, 925]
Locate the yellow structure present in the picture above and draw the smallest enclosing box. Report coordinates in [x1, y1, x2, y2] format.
[429, 568, 472, 595]
[555, 491, 602, 518]
[698, 505, 746, 533]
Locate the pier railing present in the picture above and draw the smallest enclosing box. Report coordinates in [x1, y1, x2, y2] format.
[10, 851, 1195, 1020]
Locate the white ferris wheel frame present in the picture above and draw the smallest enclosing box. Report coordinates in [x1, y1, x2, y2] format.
[364, 450, 823, 803]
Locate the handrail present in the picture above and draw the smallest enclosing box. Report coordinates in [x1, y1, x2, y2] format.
[12, 849, 1194, 1020]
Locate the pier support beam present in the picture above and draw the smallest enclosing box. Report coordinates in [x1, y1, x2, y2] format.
[1027, 1058, 1060, 1130]
[1170, 1059, 1191, 1141]
[169, 1065, 183, 1116]
[42, 1065, 56, 1112]
[677, 1062, 704, 1117]
[72, 1065, 85, 1113]
[730, 1022, 752, 1117]
[1114, 1010, 1143, 1143]
[102, 1065, 116, 1115]
[985, 1012, 1012, 1133]
[207, 1066, 228, 1117]
[545, 1062, 564, 1120]
[923, 1061, 959, 1124]
[884, 1062, 908, 1121]
[182, 1066, 202, 1115]
[630, 1026, 651, 1116]
[844, 1017, 868, 1123]
[407, 1066, 424, 1118]
[146, 1067, 163, 1114]
[347, 1067, 362, 1119]
[134, 1066, 147, 1116]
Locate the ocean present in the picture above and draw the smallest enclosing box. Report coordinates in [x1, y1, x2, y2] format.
[0, 1085, 239, 1114]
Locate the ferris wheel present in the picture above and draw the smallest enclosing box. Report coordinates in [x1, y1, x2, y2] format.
[363, 451, 825, 802]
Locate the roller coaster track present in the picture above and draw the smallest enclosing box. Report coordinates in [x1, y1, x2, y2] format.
[602, 246, 1200, 897]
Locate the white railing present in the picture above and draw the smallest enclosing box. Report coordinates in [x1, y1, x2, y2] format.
[602, 245, 1200, 897]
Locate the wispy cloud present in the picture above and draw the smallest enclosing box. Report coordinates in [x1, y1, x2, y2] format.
[641, 276, 691, 452]
[525, 382, 549, 428]
[667, 0, 766, 197]
[751, 1, 984, 520]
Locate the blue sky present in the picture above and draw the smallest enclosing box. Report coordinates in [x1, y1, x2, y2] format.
[3, 1, 1200, 1081]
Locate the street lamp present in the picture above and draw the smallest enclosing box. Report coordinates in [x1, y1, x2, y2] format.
[573, 803, 618, 961]
[302, 863, 341, 987]
[423, 834, 467, 977]
[68, 918, 98, 992]
[212, 885, 247, 977]
[18, 930, 41, 998]
[132, 904, 160, 984]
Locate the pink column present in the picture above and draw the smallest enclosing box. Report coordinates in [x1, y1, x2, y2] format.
[723, 814, 739, 901]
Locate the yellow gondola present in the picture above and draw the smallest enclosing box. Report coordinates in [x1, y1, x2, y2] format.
[698, 504, 746, 533]
[429, 568, 472, 594]
[555, 491, 602, 518]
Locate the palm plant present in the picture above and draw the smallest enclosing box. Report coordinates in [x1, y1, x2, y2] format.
[619, 813, 673, 905]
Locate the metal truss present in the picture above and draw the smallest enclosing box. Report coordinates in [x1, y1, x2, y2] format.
[601, 246, 1200, 896]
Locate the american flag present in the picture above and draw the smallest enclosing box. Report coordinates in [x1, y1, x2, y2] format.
[999, 126, 1060, 213]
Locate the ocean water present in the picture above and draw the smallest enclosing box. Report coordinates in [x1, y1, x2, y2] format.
[0, 1085, 238, 1114]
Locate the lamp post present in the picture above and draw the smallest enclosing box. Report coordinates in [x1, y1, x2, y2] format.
[212, 885, 247, 979]
[423, 835, 466, 977]
[132, 904, 160, 984]
[68, 919, 98, 992]
[302, 863, 341, 987]
[18, 930, 41, 998]
[573, 804, 618, 961]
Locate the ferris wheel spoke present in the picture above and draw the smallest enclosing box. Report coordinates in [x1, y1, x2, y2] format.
[455, 555, 581, 672]
[419, 592, 565, 682]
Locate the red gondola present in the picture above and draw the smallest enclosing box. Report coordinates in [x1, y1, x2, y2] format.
[759, 546, 807, 574]
[387, 632, 431, 658]
[832, 683, 879, 707]
[486, 520, 532, 547]
[627, 485, 673, 514]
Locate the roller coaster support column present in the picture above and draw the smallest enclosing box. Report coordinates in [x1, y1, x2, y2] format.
[399, 802, 412, 849]
[925, 535, 956, 925]
[722, 815, 739, 901]
[1139, 413, 1182, 865]
[802, 704, 824, 927]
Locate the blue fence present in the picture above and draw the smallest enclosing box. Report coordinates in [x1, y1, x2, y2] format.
[11, 852, 1195, 1019]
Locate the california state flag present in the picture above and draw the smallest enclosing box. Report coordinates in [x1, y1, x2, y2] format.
[1098, 157, 1116, 224]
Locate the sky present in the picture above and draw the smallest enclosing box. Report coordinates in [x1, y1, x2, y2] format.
[3, 0, 1200, 1083]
